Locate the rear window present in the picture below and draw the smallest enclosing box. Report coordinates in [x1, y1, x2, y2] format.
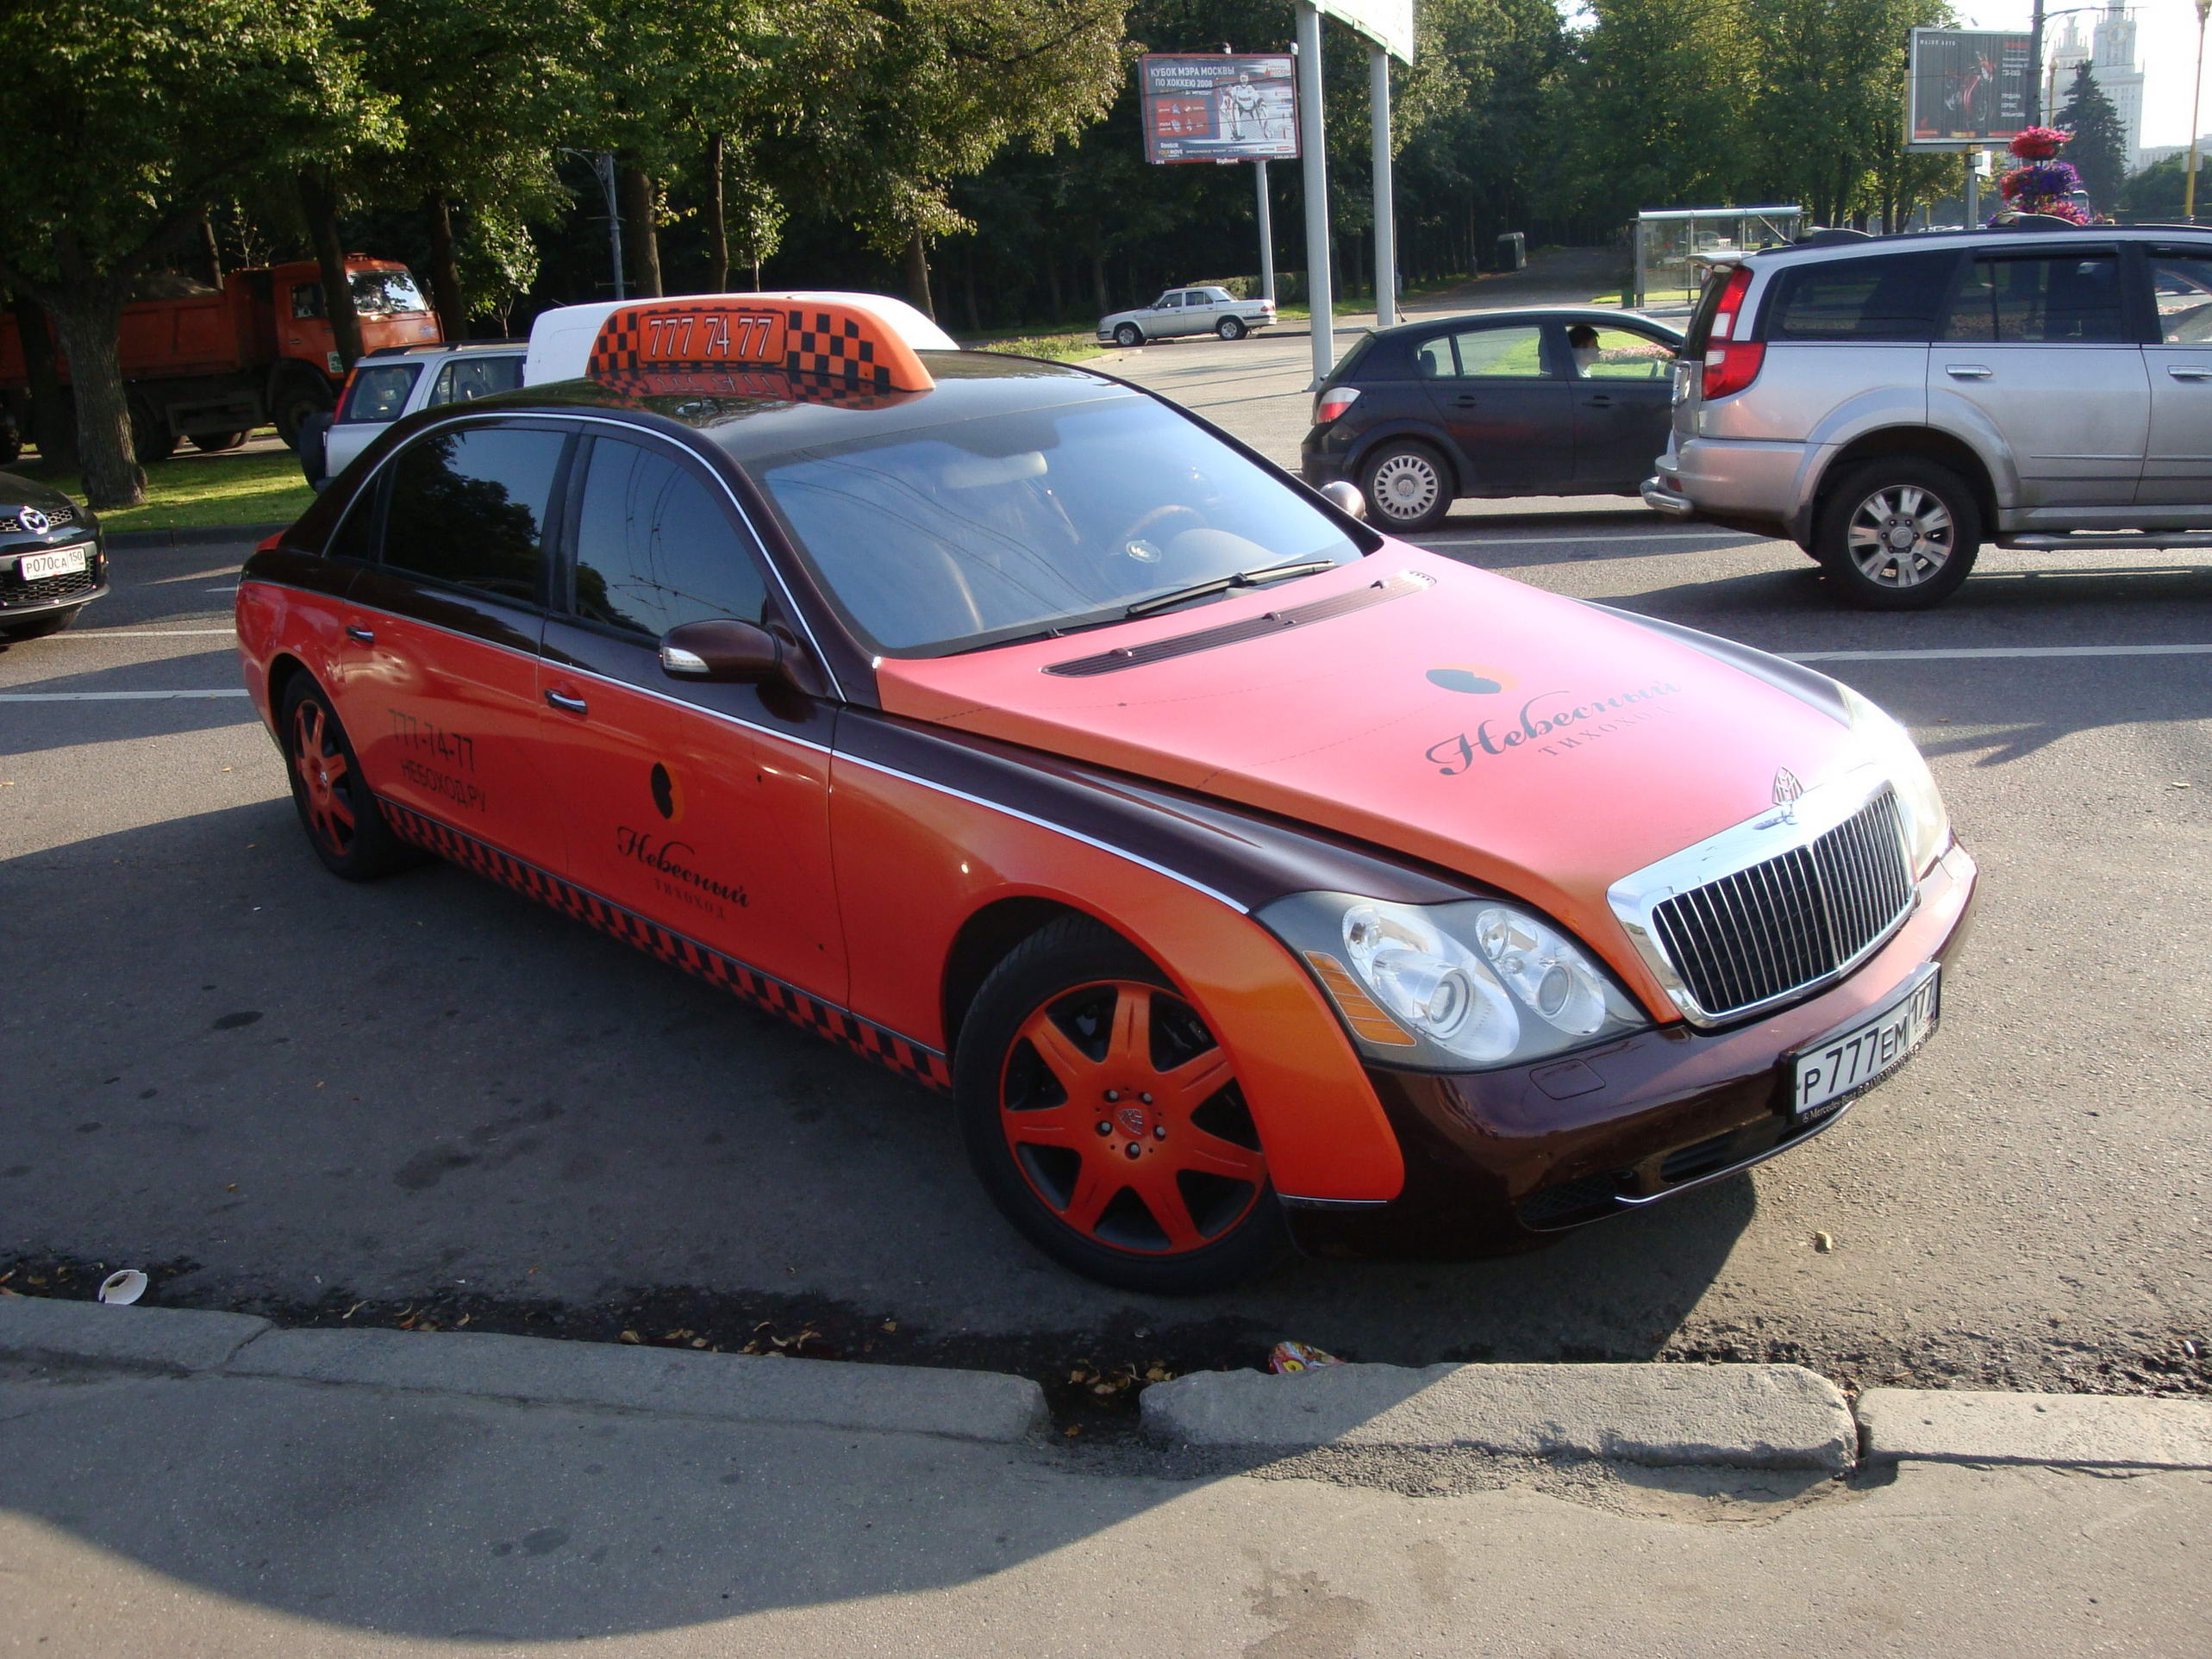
[1942, 252, 2127, 344]
[1763, 251, 1958, 342]
[337, 363, 422, 425]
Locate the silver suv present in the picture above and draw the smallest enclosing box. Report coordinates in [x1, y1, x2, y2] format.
[1643, 224, 2212, 608]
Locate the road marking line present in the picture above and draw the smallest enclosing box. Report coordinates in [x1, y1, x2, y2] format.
[59, 628, 238, 638]
[0, 689, 251, 702]
[1786, 645, 2212, 662]
[1422, 529, 1756, 546]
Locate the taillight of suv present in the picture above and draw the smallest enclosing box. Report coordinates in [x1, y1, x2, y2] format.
[1696, 264, 1763, 399]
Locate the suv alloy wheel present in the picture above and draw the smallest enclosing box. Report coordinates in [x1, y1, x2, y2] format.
[1815, 458, 1981, 610]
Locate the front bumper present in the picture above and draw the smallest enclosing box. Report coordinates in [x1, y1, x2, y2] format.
[1287, 841, 1978, 1258]
[0, 538, 107, 621]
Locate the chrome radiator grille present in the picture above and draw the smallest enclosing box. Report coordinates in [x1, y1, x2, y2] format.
[1651, 791, 1914, 1018]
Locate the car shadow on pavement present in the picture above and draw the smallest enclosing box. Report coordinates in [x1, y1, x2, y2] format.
[0, 647, 258, 758]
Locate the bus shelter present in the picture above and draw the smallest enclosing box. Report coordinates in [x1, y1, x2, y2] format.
[1631, 208, 1803, 309]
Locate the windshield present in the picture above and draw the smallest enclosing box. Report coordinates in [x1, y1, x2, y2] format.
[351, 269, 430, 315]
[337, 362, 421, 424]
[747, 395, 1365, 655]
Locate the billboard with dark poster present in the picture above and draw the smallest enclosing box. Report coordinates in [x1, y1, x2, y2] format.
[1907, 28, 2035, 149]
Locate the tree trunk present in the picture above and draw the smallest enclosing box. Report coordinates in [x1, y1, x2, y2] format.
[48, 285, 141, 508]
[9, 295, 75, 468]
[297, 170, 364, 370]
[617, 165, 663, 297]
[903, 230, 934, 320]
[705, 134, 728, 292]
[423, 194, 467, 341]
[195, 212, 223, 290]
[1090, 241, 1109, 315]
[961, 242, 981, 335]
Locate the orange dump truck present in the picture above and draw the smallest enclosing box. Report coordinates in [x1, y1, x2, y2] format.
[0, 258, 441, 462]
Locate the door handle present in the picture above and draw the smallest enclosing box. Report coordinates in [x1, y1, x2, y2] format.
[2167, 365, 2212, 379]
[1945, 364, 1992, 378]
[544, 689, 588, 715]
[1584, 394, 1615, 408]
[343, 624, 374, 644]
[1451, 394, 1479, 408]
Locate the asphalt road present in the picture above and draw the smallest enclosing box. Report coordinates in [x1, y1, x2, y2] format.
[3, 315, 2208, 1401]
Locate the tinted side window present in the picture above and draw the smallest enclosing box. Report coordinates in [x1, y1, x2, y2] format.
[338, 364, 421, 424]
[430, 354, 525, 407]
[2148, 247, 2212, 343]
[1942, 253, 2126, 344]
[383, 426, 565, 603]
[291, 283, 326, 321]
[1765, 251, 1956, 342]
[1447, 325, 1548, 377]
[570, 439, 765, 638]
[329, 474, 382, 563]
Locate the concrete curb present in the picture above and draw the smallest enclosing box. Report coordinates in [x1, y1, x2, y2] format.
[106, 522, 285, 549]
[1859, 1388, 2212, 1469]
[1, 1300, 1044, 1444]
[1140, 1361, 1858, 1473]
[0, 1296, 271, 1373]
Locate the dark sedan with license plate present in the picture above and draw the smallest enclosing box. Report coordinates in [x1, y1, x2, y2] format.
[0, 471, 103, 641]
[1302, 307, 1684, 533]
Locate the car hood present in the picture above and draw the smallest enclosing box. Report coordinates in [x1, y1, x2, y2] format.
[0, 470, 96, 536]
[1097, 309, 1146, 327]
[872, 547, 1871, 994]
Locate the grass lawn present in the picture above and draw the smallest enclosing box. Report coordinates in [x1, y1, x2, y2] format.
[23, 444, 313, 533]
[960, 327, 1106, 363]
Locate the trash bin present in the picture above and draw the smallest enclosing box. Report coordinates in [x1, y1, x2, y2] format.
[1493, 232, 1527, 272]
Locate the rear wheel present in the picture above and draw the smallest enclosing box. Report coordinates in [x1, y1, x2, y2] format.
[271, 372, 335, 449]
[1216, 316, 1247, 340]
[279, 677, 422, 881]
[1359, 439, 1453, 533]
[128, 396, 178, 464]
[1113, 322, 1144, 348]
[955, 917, 1290, 1294]
[1815, 458, 1980, 609]
[190, 431, 247, 453]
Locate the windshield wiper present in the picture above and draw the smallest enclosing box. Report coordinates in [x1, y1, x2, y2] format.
[1122, 557, 1339, 619]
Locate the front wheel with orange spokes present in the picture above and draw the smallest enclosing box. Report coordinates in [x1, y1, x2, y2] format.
[278, 676, 421, 882]
[955, 918, 1290, 1294]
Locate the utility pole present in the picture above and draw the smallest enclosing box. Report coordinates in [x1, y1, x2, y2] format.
[561, 149, 626, 301]
[2190, 0, 2212, 223]
[2031, 0, 2046, 124]
[1255, 160, 1276, 305]
[1294, 6, 1334, 389]
[1370, 44, 1397, 327]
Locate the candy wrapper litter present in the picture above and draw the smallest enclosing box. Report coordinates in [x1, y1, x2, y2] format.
[1267, 1340, 1343, 1374]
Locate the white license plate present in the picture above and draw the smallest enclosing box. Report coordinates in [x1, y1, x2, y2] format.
[1789, 966, 1940, 1118]
[18, 545, 89, 581]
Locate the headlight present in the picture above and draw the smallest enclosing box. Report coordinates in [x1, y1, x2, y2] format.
[1841, 686, 1950, 876]
[1258, 892, 1650, 1070]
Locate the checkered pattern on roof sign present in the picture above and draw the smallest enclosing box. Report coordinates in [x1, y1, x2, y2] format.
[584, 299, 934, 394]
[590, 365, 922, 412]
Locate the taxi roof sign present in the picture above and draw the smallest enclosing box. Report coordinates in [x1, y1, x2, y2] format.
[523, 292, 953, 392]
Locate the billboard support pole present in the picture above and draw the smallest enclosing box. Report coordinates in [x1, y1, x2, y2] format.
[1256, 159, 1276, 304]
[1296, 3, 1334, 388]
[1965, 151, 1980, 227]
[1370, 44, 1397, 328]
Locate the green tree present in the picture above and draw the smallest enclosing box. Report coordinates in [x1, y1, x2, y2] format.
[2119, 153, 2195, 220]
[0, 0, 391, 507]
[2056, 61, 2128, 211]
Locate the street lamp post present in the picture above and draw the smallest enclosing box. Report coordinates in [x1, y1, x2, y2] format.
[2189, 0, 2212, 223]
[560, 148, 625, 301]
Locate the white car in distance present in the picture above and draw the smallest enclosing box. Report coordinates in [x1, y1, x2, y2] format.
[1097, 285, 1276, 346]
[297, 340, 527, 490]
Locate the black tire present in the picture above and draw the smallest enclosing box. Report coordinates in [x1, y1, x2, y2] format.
[191, 431, 248, 453]
[296, 411, 333, 488]
[953, 915, 1292, 1294]
[271, 373, 335, 449]
[1216, 316, 1247, 340]
[278, 676, 423, 882]
[1358, 439, 1454, 533]
[128, 396, 178, 465]
[1113, 322, 1144, 348]
[1814, 458, 1980, 610]
[0, 605, 82, 643]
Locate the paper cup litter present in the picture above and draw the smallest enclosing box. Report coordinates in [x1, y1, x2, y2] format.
[97, 1269, 148, 1306]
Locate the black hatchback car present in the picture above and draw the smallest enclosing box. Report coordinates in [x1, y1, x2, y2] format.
[1301, 307, 1684, 532]
[0, 471, 104, 640]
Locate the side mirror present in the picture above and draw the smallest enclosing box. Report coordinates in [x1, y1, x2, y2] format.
[659, 618, 781, 683]
[1320, 479, 1367, 521]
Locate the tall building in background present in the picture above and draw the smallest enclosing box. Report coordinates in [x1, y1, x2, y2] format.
[2051, 4, 2146, 170]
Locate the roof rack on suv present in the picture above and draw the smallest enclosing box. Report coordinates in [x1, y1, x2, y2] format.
[361, 339, 526, 359]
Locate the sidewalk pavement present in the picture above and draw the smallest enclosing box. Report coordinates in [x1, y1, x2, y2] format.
[4, 1300, 2207, 1656]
